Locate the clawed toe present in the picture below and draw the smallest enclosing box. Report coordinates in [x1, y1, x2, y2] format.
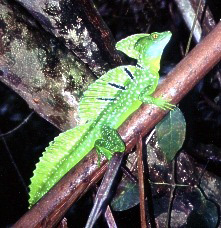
[161, 102, 176, 110]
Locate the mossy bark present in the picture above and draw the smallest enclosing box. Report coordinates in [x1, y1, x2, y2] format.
[15, 0, 123, 76]
[0, 0, 123, 130]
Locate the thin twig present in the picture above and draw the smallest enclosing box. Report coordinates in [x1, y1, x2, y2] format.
[85, 153, 124, 228]
[105, 206, 118, 228]
[137, 134, 148, 228]
[0, 112, 34, 137]
[185, 0, 203, 55]
[0, 131, 28, 195]
[166, 159, 176, 228]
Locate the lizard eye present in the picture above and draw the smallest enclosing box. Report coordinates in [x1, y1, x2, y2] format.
[152, 34, 158, 39]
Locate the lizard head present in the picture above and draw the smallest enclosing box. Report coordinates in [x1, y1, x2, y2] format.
[134, 31, 172, 71]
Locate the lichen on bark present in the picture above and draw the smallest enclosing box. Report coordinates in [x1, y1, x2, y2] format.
[0, 0, 96, 130]
[15, 0, 123, 76]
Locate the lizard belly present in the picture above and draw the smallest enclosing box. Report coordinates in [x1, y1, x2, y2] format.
[112, 99, 142, 129]
[96, 94, 142, 130]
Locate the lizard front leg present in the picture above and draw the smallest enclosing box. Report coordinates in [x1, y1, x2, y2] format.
[139, 87, 175, 110]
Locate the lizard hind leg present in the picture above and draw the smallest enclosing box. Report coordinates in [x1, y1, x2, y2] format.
[95, 125, 125, 160]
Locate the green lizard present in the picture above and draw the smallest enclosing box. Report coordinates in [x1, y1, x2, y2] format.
[29, 31, 174, 207]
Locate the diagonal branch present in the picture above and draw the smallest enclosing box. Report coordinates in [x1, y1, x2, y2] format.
[13, 22, 221, 228]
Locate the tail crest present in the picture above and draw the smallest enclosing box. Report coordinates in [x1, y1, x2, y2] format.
[29, 122, 92, 207]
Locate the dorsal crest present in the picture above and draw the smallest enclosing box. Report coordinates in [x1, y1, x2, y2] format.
[79, 66, 136, 124]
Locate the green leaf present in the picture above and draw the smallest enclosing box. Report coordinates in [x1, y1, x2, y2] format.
[156, 107, 186, 162]
[186, 198, 218, 228]
[111, 175, 139, 211]
[110, 152, 140, 211]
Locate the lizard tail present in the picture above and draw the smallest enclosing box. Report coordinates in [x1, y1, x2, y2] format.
[29, 122, 92, 207]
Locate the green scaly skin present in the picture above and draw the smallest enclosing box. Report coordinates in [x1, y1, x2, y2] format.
[29, 31, 174, 207]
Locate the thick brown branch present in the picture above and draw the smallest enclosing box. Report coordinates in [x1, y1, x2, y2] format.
[13, 22, 221, 228]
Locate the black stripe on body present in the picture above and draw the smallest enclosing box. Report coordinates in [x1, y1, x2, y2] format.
[136, 64, 144, 69]
[108, 83, 126, 90]
[97, 98, 115, 101]
[124, 67, 134, 80]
